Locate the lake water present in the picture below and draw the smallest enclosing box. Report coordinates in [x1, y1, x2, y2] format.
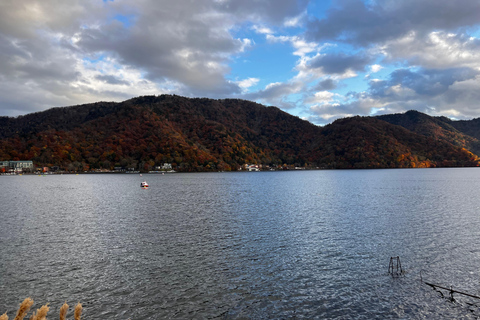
[2, 168, 480, 319]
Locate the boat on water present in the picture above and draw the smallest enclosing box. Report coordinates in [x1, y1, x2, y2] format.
[140, 181, 149, 188]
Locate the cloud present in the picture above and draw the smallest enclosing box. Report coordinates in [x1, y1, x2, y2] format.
[1, 0, 480, 126]
[284, 11, 306, 27]
[243, 81, 304, 109]
[252, 25, 274, 35]
[307, 52, 372, 74]
[334, 67, 480, 121]
[370, 64, 383, 73]
[0, 1, 104, 39]
[305, 90, 343, 105]
[306, 65, 480, 125]
[215, 0, 308, 25]
[370, 67, 480, 98]
[315, 79, 337, 91]
[95, 74, 130, 85]
[308, 95, 386, 125]
[237, 77, 260, 91]
[0, 0, 311, 116]
[74, 1, 245, 96]
[306, 0, 480, 46]
[300, 0, 480, 124]
[265, 34, 319, 56]
[381, 31, 480, 69]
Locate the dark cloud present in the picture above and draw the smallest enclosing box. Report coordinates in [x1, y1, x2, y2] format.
[370, 67, 480, 98]
[215, 0, 308, 25]
[308, 52, 371, 74]
[243, 81, 302, 110]
[308, 97, 374, 125]
[0, 32, 78, 84]
[315, 79, 337, 90]
[244, 82, 297, 101]
[95, 75, 130, 86]
[306, 0, 480, 45]
[0, 0, 101, 39]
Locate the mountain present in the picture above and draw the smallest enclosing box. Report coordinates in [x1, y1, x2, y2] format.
[314, 115, 478, 168]
[0, 95, 479, 172]
[377, 110, 480, 155]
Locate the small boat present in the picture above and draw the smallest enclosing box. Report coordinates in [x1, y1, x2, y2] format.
[140, 181, 149, 188]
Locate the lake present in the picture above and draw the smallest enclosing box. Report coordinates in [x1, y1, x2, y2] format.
[2, 168, 480, 319]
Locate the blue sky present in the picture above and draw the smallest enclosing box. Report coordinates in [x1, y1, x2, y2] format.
[1, 0, 480, 125]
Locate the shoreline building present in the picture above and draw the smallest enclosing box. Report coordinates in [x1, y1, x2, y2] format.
[0, 160, 34, 173]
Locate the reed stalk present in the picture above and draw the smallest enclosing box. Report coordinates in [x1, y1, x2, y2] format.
[74, 303, 82, 320]
[3, 299, 84, 320]
[59, 302, 69, 320]
[13, 298, 34, 320]
[29, 304, 49, 320]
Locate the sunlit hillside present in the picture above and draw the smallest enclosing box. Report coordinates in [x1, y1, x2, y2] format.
[0, 95, 479, 171]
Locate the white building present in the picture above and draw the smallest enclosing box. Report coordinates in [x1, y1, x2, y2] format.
[0, 160, 34, 172]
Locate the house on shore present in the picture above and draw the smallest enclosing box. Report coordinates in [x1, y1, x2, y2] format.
[0, 160, 34, 173]
[245, 164, 260, 171]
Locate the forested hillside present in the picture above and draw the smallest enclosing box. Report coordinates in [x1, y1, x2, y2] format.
[377, 110, 480, 156]
[313, 116, 478, 168]
[0, 95, 479, 171]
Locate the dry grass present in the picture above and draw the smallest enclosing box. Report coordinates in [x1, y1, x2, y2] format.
[13, 297, 33, 320]
[1, 299, 82, 320]
[59, 303, 68, 320]
[74, 303, 82, 320]
[29, 304, 49, 320]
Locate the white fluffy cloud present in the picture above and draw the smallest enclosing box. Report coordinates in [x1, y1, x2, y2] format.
[237, 77, 260, 91]
[381, 31, 480, 69]
[370, 65, 383, 73]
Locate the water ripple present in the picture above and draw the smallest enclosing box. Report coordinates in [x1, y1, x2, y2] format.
[2, 169, 480, 318]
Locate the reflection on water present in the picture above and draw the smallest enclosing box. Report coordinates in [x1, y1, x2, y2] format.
[2, 169, 480, 318]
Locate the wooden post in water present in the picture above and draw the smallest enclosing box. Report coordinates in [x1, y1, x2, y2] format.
[388, 256, 403, 277]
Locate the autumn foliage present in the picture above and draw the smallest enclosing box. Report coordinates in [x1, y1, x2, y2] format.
[0, 95, 478, 171]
